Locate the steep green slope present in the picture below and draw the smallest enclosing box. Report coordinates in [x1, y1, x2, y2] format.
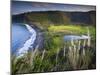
[12, 11, 96, 30]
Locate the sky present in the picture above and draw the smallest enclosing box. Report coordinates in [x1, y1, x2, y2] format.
[11, 1, 96, 15]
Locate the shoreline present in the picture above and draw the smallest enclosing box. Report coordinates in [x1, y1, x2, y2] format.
[30, 24, 45, 51]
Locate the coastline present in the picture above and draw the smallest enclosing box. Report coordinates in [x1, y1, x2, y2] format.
[30, 24, 45, 51]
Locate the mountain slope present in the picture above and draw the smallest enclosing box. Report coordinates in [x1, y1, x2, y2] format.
[12, 11, 96, 26]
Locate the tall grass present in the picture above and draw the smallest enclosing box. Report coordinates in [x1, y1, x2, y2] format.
[12, 41, 95, 74]
[11, 26, 96, 74]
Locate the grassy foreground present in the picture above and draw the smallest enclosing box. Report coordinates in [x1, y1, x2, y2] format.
[11, 25, 96, 74]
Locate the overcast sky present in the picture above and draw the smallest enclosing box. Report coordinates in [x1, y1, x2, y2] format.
[11, 1, 96, 15]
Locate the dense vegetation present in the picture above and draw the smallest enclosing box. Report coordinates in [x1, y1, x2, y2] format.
[12, 11, 96, 74]
[12, 11, 96, 25]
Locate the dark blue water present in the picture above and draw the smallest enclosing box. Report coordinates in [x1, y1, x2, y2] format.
[12, 23, 31, 54]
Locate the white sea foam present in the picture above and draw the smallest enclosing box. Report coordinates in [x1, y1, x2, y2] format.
[17, 24, 37, 56]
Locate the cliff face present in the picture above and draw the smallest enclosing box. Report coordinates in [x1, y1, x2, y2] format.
[12, 11, 96, 26]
